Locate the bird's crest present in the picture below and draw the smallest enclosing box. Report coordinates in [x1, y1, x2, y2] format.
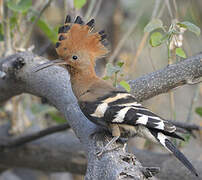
[56, 15, 109, 62]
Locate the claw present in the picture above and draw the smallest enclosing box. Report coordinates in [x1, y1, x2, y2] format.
[96, 149, 105, 157]
[96, 136, 120, 157]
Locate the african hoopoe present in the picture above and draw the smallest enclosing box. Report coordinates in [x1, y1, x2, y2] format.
[35, 15, 198, 176]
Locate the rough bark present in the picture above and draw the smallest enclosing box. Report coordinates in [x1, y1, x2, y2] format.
[0, 52, 201, 179]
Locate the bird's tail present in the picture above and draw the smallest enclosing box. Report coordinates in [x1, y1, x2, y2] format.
[150, 130, 198, 176]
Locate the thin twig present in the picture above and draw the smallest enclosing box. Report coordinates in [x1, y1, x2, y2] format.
[165, 0, 173, 18]
[132, 32, 149, 68]
[166, 0, 177, 121]
[21, 0, 53, 48]
[147, 47, 156, 71]
[169, 91, 176, 120]
[157, 2, 166, 18]
[91, 0, 102, 19]
[173, 0, 178, 19]
[108, 12, 143, 64]
[132, 0, 162, 69]
[85, 0, 96, 20]
[151, 0, 162, 19]
[3, 1, 13, 56]
[186, 85, 200, 122]
[0, 123, 70, 149]
[169, 120, 202, 132]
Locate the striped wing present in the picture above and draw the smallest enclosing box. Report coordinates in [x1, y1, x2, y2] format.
[79, 92, 198, 176]
[87, 91, 176, 133]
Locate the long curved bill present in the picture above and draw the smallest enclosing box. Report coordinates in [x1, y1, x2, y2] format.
[34, 59, 67, 72]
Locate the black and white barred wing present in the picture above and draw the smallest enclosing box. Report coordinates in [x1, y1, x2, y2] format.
[89, 91, 176, 133]
[81, 91, 198, 176]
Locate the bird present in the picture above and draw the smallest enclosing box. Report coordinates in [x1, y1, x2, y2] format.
[35, 15, 198, 177]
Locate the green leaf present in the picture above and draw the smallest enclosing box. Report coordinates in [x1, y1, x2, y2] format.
[179, 21, 200, 36]
[195, 107, 202, 117]
[32, 17, 58, 43]
[102, 76, 110, 80]
[106, 63, 121, 77]
[144, 19, 163, 33]
[74, 0, 86, 9]
[161, 32, 171, 43]
[48, 111, 66, 124]
[176, 48, 186, 58]
[10, 16, 18, 30]
[119, 80, 131, 92]
[149, 32, 163, 47]
[117, 62, 124, 68]
[7, 0, 32, 13]
[0, 23, 4, 41]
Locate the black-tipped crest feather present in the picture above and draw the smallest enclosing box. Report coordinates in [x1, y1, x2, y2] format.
[58, 25, 70, 33]
[100, 34, 107, 41]
[74, 16, 83, 24]
[99, 30, 105, 35]
[86, 19, 95, 28]
[59, 35, 66, 41]
[65, 15, 71, 23]
[55, 42, 60, 48]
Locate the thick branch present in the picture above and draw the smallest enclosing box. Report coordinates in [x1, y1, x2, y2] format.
[128, 53, 202, 101]
[0, 123, 70, 149]
[0, 123, 86, 174]
[0, 52, 201, 179]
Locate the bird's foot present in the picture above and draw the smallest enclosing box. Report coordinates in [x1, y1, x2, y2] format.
[96, 136, 120, 157]
[141, 166, 160, 178]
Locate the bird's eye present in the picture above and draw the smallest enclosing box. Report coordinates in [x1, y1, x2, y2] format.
[72, 55, 78, 60]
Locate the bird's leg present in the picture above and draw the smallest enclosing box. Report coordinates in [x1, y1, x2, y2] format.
[97, 124, 120, 156]
[122, 142, 127, 153]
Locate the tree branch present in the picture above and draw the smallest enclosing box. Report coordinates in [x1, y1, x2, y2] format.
[0, 123, 70, 149]
[0, 51, 201, 179]
[0, 123, 86, 174]
[128, 53, 202, 101]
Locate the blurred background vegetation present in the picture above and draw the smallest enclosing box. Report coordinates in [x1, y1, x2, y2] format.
[0, 0, 202, 179]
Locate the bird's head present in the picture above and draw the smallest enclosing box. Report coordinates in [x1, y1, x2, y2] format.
[35, 15, 109, 76]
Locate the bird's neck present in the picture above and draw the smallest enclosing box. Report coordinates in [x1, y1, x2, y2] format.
[68, 66, 98, 98]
